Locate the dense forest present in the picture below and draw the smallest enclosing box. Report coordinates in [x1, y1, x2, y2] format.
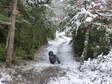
[0, 0, 112, 84]
[0, 0, 56, 66]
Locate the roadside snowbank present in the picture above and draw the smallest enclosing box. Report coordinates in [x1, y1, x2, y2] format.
[0, 68, 12, 84]
[48, 50, 112, 84]
[80, 50, 112, 84]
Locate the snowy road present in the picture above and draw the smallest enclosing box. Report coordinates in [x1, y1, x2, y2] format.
[0, 32, 81, 84]
[37, 32, 74, 64]
[33, 32, 83, 84]
[1, 32, 112, 84]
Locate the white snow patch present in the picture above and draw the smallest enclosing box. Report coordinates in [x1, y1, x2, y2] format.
[0, 73, 12, 84]
[86, 17, 93, 22]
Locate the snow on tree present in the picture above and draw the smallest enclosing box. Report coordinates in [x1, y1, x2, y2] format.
[59, 0, 112, 61]
[79, 50, 112, 84]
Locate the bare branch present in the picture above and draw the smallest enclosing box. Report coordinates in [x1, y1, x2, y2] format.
[0, 20, 11, 25]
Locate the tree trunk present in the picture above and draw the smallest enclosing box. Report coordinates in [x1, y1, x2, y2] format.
[6, 0, 17, 67]
[81, 24, 90, 61]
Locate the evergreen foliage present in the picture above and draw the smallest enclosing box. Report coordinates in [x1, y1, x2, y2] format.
[0, 0, 56, 64]
[72, 21, 112, 60]
[62, 0, 112, 61]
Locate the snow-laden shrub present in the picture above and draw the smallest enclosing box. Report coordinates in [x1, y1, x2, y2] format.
[48, 51, 112, 84]
[79, 50, 112, 83]
[64, 0, 112, 61]
[81, 50, 112, 72]
[72, 22, 112, 60]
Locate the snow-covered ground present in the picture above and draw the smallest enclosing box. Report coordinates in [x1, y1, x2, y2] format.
[48, 52, 112, 84]
[0, 31, 112, 84]
[36, 31, 74, 64]
[47, 32, 112, 84]
[0, 67, 13, 84]
[0, 31, 75, 84]
[35, 31, 112, 84]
